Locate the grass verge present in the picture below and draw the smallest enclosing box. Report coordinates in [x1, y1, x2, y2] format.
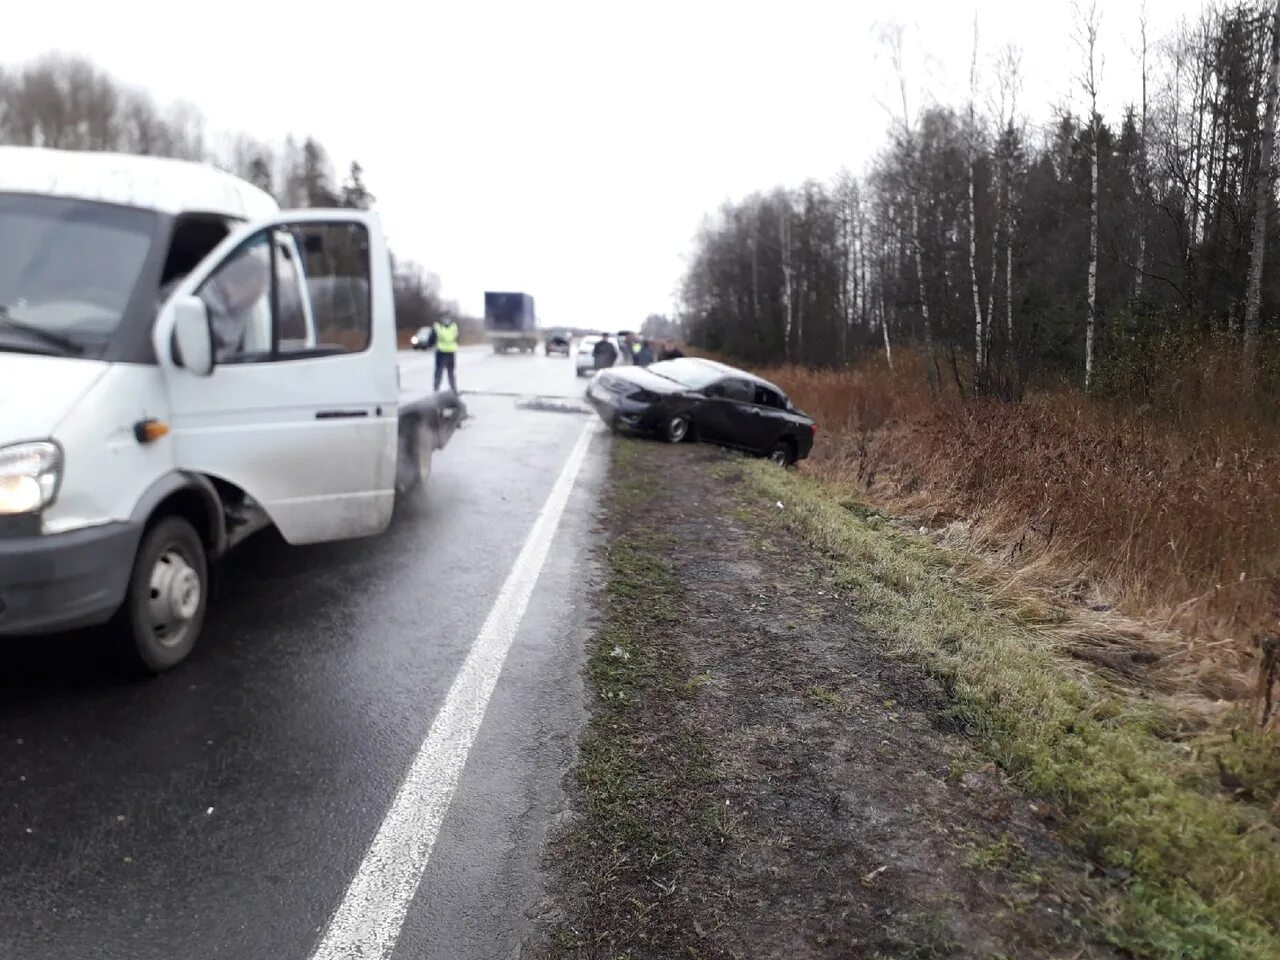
[743, 458, 1280, 960]
[541, 441, 715, 957]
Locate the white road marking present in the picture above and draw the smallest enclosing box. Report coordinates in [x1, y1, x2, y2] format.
[309, 420, 599, 960]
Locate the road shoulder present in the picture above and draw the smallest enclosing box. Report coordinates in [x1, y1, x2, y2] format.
[523, 439, 1124, 959]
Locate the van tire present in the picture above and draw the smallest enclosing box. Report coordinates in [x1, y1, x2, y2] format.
[115, 516, 208, 674]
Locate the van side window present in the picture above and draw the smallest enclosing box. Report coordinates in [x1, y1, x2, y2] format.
[194, 221, 372, 363]
[197, 234, 273, 363]
[293, 222, 371, 355]
[157, 214, 233, 307]
[273, 235, 310, 350]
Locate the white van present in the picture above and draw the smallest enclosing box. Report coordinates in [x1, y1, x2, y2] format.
[0, 146, 460, 672]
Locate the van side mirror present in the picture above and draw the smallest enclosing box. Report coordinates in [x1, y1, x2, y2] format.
[170, 296, 214, 376]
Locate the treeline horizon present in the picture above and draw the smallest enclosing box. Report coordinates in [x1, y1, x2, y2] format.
[0, 51, 465, 336]
[680, 0, 1280, 411]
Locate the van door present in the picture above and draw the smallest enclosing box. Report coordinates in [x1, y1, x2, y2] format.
[153, 211, 399, 544]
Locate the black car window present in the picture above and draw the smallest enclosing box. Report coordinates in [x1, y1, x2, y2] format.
[754, 385, 787, 409]
[708, 378, 753, 402]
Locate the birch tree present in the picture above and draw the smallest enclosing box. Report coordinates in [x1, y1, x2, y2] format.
[1245, 0, 1280, 378]
[967, 16, 987, 389]
[887, 25, 938, 389]
[779, 201, 795, 360]
[1134, 5, 1150, 303]
[1076, 1, 1102, 391]
[994, 45, 1021, 344]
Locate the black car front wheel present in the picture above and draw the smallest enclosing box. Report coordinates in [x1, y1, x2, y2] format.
[662, 414, 691, 444]
[766, 439, 797, 467]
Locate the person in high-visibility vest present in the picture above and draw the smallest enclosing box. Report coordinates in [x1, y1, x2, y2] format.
[427, 317, 460, 393]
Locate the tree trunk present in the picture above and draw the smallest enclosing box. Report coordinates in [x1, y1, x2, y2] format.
[889, 29, 937, 389]
[1245, 0, 1280, 378]
[858, 211, 871, 326]
[1087, 114, 1099, 391]
[848, 218, 858, 363]
[1134, 12, 1149, 303]
[968, 140, 985, 387]
[879, 245, 894, 371]
[1005, 132, 1014, 341]
[968, 23, 985, 390]
[780, 208, 794, 362]
[911, 192, 938, 390]
[1080, 4, 1101, 393]
[750, 210, 760, 322]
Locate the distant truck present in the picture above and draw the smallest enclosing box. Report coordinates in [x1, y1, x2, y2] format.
[484, 291, 538, 353]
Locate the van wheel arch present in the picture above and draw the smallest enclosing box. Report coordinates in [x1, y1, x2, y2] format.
[132, 473, 227, 558]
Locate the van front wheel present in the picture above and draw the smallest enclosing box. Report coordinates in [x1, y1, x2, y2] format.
[115, 516, 208, 674]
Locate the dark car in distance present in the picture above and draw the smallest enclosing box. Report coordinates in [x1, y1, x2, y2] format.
[585, 357, 816, 465]
[545, 329, 571, 356]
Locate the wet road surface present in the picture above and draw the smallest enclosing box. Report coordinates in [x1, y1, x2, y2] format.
[0, 345, 606, 959]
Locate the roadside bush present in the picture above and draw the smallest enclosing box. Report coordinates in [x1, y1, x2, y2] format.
[762, 347, 1280, 708]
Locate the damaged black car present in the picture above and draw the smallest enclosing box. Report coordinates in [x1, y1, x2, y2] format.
[585, 357, 816, 466]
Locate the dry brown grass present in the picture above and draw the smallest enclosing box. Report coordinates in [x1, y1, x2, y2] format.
[759, 350, 1280, 712]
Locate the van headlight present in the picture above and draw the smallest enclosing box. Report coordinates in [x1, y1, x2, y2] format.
[0, 441, 62, 515]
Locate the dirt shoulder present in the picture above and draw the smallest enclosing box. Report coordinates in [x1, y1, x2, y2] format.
[524, 439, 1146, 959]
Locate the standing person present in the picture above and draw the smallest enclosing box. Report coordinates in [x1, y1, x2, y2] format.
[635, 339, 655, 367]
[426, 314, 460, 393]
[593, 333, 618, 370]
[621, 331, 637, 363]
[659, 340, 685, 361]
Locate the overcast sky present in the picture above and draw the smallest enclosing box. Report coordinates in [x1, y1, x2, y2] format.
[3, 0, 1207, 329]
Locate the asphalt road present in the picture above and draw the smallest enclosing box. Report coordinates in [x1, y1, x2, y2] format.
[0, 344, 606, 960]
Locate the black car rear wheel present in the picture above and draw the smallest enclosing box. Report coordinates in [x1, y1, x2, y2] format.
[766, 439, 797, 467]
[663, 414, 691, 444]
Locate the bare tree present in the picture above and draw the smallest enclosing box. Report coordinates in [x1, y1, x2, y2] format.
[886, 24, 938, 389]
[835, 170, 862, 362]
[1076, 1, 1102, 391]
[779, 201, 795, 361]
[1134, 4, 1150, 303]
[879, 202, 895, 371]
[993, 45, 1022, 343]
[1245, 0, 1280, 378]
[967, 15, 987, 389]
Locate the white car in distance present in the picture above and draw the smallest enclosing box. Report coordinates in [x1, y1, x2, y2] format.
[575, 336, 602, 377]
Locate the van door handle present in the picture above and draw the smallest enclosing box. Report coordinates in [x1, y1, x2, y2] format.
[315, 409, 369, 419]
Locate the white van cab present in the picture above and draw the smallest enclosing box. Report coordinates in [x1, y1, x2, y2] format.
[0, 146, 459, 672]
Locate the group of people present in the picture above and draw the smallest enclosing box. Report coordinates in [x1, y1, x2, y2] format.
[591, 332, 682, 370]
[421, 323, 683, 394]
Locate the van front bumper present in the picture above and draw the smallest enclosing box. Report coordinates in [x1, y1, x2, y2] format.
[0, 521, 141, 636]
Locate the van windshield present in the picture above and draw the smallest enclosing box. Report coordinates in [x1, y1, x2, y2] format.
[0, 193, 156, 359]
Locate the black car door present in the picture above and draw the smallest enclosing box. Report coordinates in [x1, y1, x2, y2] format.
[697, 377, 756, 446]
[746, 384, 792, 451]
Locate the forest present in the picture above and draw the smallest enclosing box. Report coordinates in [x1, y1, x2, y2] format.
[0, 52, 473, 341]
[680, 1, 1280, 722]
[682, 2, 1280, 399]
